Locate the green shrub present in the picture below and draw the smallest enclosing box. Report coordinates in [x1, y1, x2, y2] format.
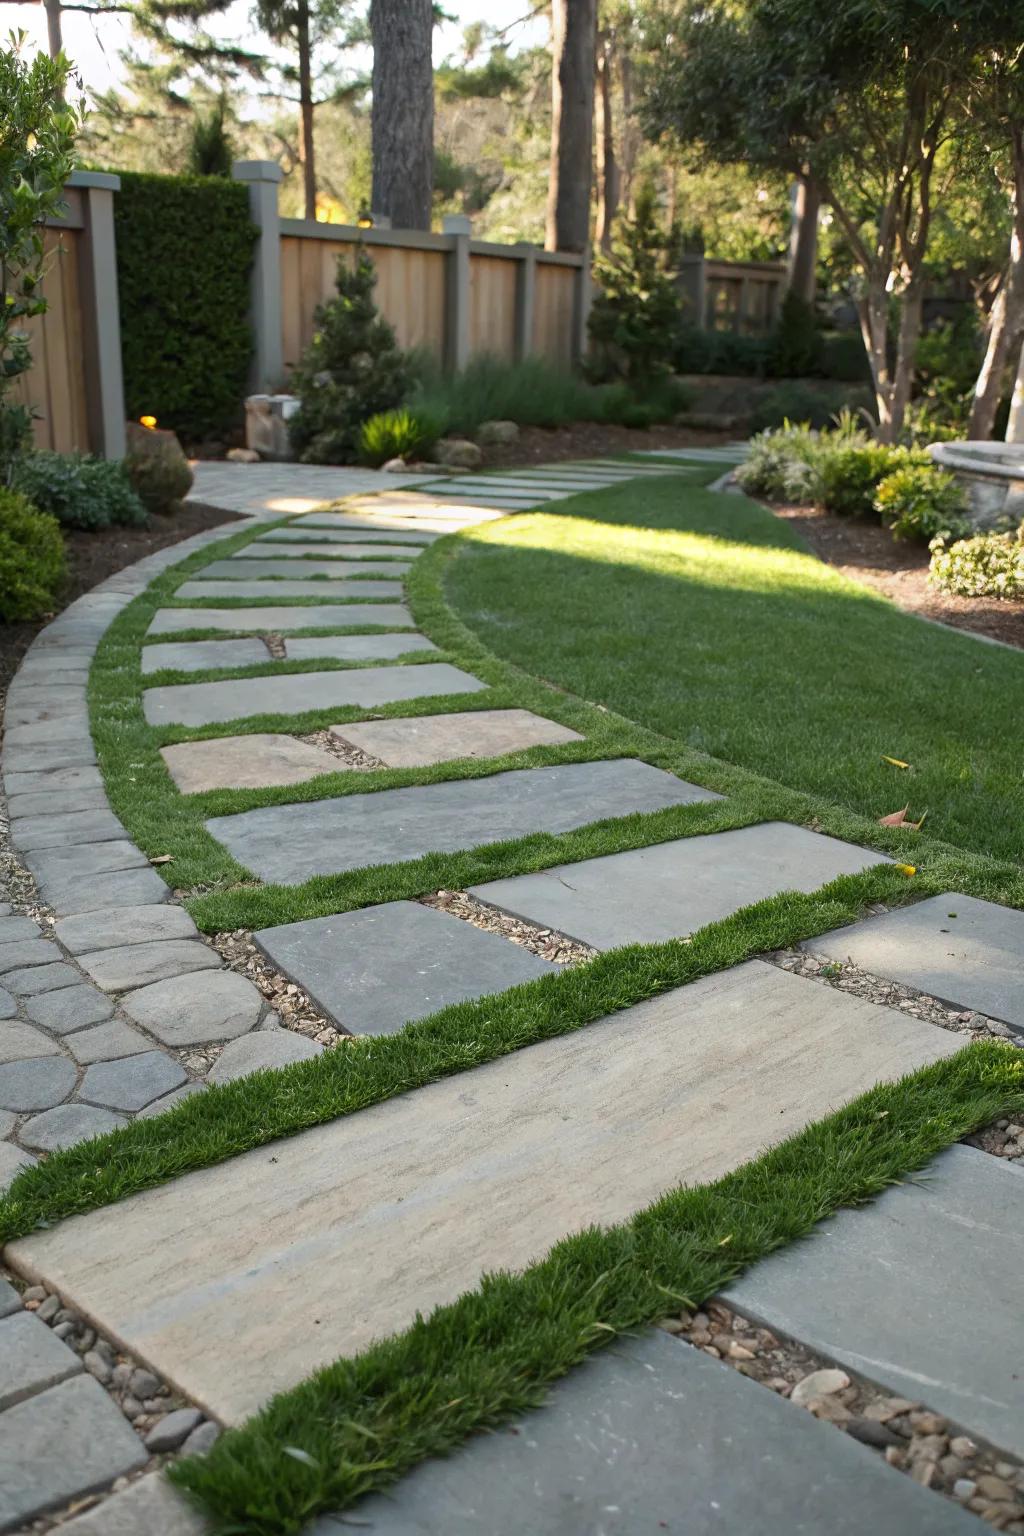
[13, 451, 147, 530]
[874, 463, 972, 543]
[749, 381, 873, 433]
[735, 423, 825, 502]
[767, 292, 822, 378]
[124, 442, 193, 515]
[0, 488, 65, 620]
[357, 407, 442, 466]
[929, 528, 1024, 598]
[818, 442, 920, 518]
[676, 326, 769, 377]
[289, 252, 412, 465]
[588, 183, 683, 389]
[114, 171, 257, 441]
[817, 331, 870, 383]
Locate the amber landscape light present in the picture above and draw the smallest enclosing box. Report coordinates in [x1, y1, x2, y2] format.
[140, 414, 157, 429]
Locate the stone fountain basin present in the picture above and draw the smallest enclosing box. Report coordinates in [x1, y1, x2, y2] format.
[928, 441, 1024, 529]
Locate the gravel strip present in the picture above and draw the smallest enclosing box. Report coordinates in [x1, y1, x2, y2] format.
[419, 888, 598, 966]
[261, 631, 287, 659]
[211, 929, 348, 1045]
[657, 1299, 1024, 1530]
[300, 728, 388, 772]
[964, 1118, 1024, 1165]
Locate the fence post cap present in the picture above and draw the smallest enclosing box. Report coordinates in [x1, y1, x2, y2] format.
[442, 214, 473, 236]
[68, 170, 120, 192]
[232, 160, 284, 184]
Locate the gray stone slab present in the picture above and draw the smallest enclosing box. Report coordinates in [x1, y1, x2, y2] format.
[471, 823, 888, 950]
[144, 662, 485, 728]
[257, 901, 558, 1036]
[19, 1102, 129, 1151]
[55, 905, 198, 955]
[0, 1309, 82, 1410]
[65, 1020, 150, 1064]
[338, 1330, 976, 1536]
[0, 1021, 61, 1065]
[161, 734, 340, 794]
[3, 962, 81, 997]
[55, 1469, 209, 1535]
[25, 984, 114, 1034]
[79, 1051, 187, 1111]
[210, 759, 718, 886]
[0, 990, 15, 1020]
[0, 1056, 76, 1112]
[0, 940, 61, 974]
[8, 788, 110, 819]
[75, 938, 220, 992]
[175, 578, 404, 600]
[0, 1277, 19, 1317]
[243, 540, 421, 560]
[0, 1374, 147, 1530]
[3, 715, 91, 748]
[41, 868, 172, 919]
[2, 741, 96, 774]
[25, 840, 146, 887]
[0, 1140, 37, 1191]
[803, 892, 1024, 1034]
[2, 765, 104, 798]
[725, 1146, 1024, 1458]
[7, 809, 125, 852]
[284, 632, 438, 663]
[141, 638, 270, 675]
[121, 969, 263, 1047]
[259, 526, 434, 546]
[136, 1080, 208, 1118]
[332, 708, 583, 768]
[0, 917, 44, 944]
[147, 603, 415, 635]
[201, 558, 412, 580]
[206, 1029, 322, 1083]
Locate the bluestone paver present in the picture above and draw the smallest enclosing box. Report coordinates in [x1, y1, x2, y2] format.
[3, 765, 104, 798]
[147, 603, 415, 635]
[2, 742, 96, 775]
[141, 638, 270, 674]
[331, 708, 583, 768]
[0, 940, 62, 974]
[79, 1051, 187, 1111]
[143, 662, 485, 727]
[8, 963, 960, 1422]
[121, 970, 263, 1047]
[54, 1469, 208, 1536]
[25, 984, 114, 1033]
[2, 962, 81, 997]
[0, 1055, 76, 1112]
[200, 558, 412, 580]
[161, 734, 340, 793]
[0, 1140, 37, 1191]
[8, 787, 110, 819]
[0, 1310, 82, 1410]
[803, 892, 1024, 1034]
[0, 1021, 61, 1065]
[242, 539, 421, 559]
[25, 840, 146, 887]
[283, 632, 438, 662]
[65, 1020, 150, 1065]
[175, 577, 404, 600]
[208, 759, 716, 885]
[0, 1374, 147, 1530]
[206, 1029, 322, 1083]
[0, 917, 44, 944]
[0, 1277, 19, 1317]
[3, 716, 90, 749]
[19, 1102, 129, 1152]
[256, 901, 558, 1035]
[258, 525, 434, 546]
[40, 868, 171, 918]
[725, 1146, 1024, 1457]
[0, 989, 15, 1020]
[7, 809, 125, 852]
[55, 904, 198, 955]
[75, 938, 221, 992]
[338, 1330, 977, 1536]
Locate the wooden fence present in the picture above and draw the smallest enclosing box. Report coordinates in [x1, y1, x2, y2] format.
[677, 255, 787, 335]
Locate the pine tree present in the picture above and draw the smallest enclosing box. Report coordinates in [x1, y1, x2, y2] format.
[288, 250, 412, 464]
[587, 183, 682, 390]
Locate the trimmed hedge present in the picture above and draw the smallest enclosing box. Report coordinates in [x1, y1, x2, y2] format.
[113, 172, 257, 442]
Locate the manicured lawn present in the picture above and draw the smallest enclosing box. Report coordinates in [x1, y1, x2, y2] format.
[445, 479, 1024, 866]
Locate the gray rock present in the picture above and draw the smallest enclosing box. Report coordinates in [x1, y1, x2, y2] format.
[284, 632, 438, 663]
[476, 419, 519, 446]
[161, 734, 341, 795]
[175, 577, 404, 600]
[180, 1419, 221, 1457]
[0, 987, 16, 1020]
[201, 557, 412, 580]
[0, 1056, 77, 1112]
[75, 939, 221, 992]
[52, 1468, 209, 1535]
[129, 1367, 161, 1399]
[147, 602, 415, 635]
[209, 759, 718, 886]
[803, 892, 1024, 1035]
[141, 637, 270, 674]
[206, 1029, 321, 1083]
[0, 1020, 62, 1065]
[0, 1109, 15, 1135]
[122, 970, 263, 1047]
[257, 901, 557, 1036]
[0, 1310, 82, 1410]
[56, 904, 199, 955]
[2, 961, 81, 997]
[79, 1052, 188, 1111]
[8, 809, 126, 852]
[432, 437, 483, 469]
[65, 1021, 150, 1065]
[0, 1276, 21, 1317]
[143, 662, 485, 728]
[725, 1146, 1024, 1458]
[332, 708, 583, 769]
[339, 1330, 977, 1536]
[82, 1349, 113, 1383]
[25, 984, 114, 1034]
[0, 1374, 147, 1530]
[0, 940, 60, 974]
[144, 1406, 204, 1452]
[0, 1140, 38, 1190]
[43, 867, 172, 917]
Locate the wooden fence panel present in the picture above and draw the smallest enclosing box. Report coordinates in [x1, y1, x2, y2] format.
[531, 262, 576, 366]
[469, 255, 518, 360]
[14, 228, 91, 453]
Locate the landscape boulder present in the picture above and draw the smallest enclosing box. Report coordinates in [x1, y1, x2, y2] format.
[433, 438, 483, 470]
[477, 419, 519, 447]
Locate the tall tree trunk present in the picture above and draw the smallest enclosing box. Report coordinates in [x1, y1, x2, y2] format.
[618, 51, 637, 213]
[44, 0, 63, 58]
[370, 0, 434, 230]
[297, 0, 316, 221]
[1005, 335, 1024, 443]
[545, 0, 597, 253]
[970, 127, 1024, 441]
[889, 276, 924, 442]
[594, 29, 618, 250]
[787, 171, 820, 304]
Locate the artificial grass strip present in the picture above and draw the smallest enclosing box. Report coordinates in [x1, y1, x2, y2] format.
[167, 1039, 1024, 1536]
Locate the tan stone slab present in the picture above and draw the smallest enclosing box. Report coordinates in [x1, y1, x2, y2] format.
[8, 962, 960, 1425]
[330, 708, 583, 768]
[161, 734, 340, 794]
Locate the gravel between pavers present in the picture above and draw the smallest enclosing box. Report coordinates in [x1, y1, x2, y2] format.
[657, 1300, 1024, 1532]
[211, 930, 348, 1046]
[419, 888, 598, 966]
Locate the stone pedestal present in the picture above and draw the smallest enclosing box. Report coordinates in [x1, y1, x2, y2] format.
[244, 394, 300, 460]
[928, 441, 1024, 530]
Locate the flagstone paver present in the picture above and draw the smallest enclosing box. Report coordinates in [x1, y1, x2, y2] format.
[209, 759, 717, 885]
[725, 1146, 1024, 1457]
[55, 904, 199, 954]
[205, 1029, 322, 1083]
[147, 602, 415, 634]
[241, 539, 424, 559]
[0, 939, 64, 973]
[470, 823, 888, 949]
[336, 1329, 976, 1536]
[2, 1310, 82, 1410]
[74, 939, 221, 992]
[0, 1057, 77, 1112]
[143, 661, 486, 727]
[120, 970, 265, 1047]
[141, 638, 270, 674]
[63, 1020, 150, 1064]
[19, 1103, 129, 1152]
[79, 1051, 188, 1112]
[803, 892, 1024, 1035]
[198, 558, 414, 580]
[45, 1469, 207, 1536]
[161, 733, 341, 793]
[25, 985, 113, 1033]
[0, 1021, 60, 1064]
[257, 525, 436, 545]
[7, 808, 127, 852]
[256, 900, 559, 1035]
[38, 868, 172, 918]
[8, 786, 110, 818]
[6, 962, 960, 1423]
[284, 631, 438, 662]
[331, 707, 583, 767]
[175, 576, 405, 600]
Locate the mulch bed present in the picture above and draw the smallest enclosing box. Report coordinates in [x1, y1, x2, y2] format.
[0, 501, 242, 695]
[771, 501, 1024, 652]
[480, 421, 731, 470]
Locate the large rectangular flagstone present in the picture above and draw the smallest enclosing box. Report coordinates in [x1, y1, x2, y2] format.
[337, 1330, 976, 1536]
[241, 541, 422, 559]
[144, 662, 485, 727]
[257, 527, 435, 546]
[802, 892, 1024, 1034]
[331, 708, 582, 767]
[198, 558, 412, 580]
[725, 1146, 1024, 1458]
[6, 962, 960, 1424]
[256, 900, 557, 1034]
[207, 759, 715, 885]
[141, 638, 270, 675]
[161, 734, 342, 793]
[175, 578, 404, 599]
[284, 633, 437, 663]
[470, 822, 885, 949]
[147, 603, 415, 635]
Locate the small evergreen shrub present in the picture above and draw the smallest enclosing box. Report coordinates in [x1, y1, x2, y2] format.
[818, 443, 919, 518]
[676, 326, 770, 377]
[735, 424, 824, 502]
[0, 487, 65, 620]
[874, 464, 972, 543]
[357, 407, 442, 466]
[588, 183, 683, 389]
[817, 331, 871, 383]
[124, 442, 194, 515]
[767, 292, 822, 378]
[289, 252, 412, 465]
[929, 529, 1024, 599]
[14, 452, 147, 530]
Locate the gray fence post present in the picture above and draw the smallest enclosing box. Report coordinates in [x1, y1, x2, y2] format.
[571, 248, 593, 368]
[514, 244, 537, 362]
[70, 170, 125, 460]
[232, 161, 284, 392]
[443, 214, 472, 372]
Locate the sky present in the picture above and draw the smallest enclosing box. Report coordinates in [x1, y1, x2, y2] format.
[0, 0, 545, 103]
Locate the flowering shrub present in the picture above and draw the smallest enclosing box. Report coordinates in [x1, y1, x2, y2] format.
[929, 529, 1024, 599]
